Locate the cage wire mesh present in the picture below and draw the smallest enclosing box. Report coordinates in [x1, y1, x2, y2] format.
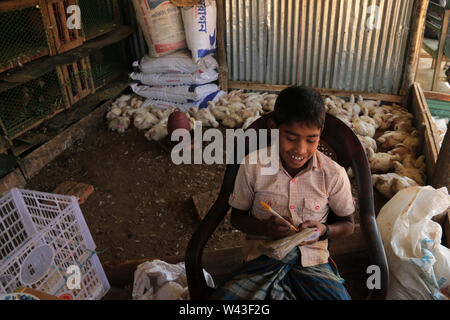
[0, 4, 50, 72]
[0, 70, 67, 139]
[79, 0, 117, 41]
[60, 57, 95, 105]
[90, 41, 127, 90]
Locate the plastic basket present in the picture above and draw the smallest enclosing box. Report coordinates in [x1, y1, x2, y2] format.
[0, 188, 110, 300]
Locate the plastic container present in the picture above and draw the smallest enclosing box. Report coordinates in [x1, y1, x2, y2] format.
[0, 189, 110, 300]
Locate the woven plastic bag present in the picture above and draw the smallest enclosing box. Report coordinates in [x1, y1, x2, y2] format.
[376, 186, 450, 300]
[132, 259, 214, 300]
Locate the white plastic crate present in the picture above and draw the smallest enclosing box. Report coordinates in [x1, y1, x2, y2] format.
[0, 188, 110, 300]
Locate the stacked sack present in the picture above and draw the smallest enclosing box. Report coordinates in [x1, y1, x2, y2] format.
[130, 0, 224, 112]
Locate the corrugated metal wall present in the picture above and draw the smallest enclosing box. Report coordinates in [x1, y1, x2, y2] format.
[225, 0, 415, 94]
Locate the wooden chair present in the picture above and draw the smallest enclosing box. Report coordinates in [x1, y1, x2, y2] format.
[421, 2, 450, 91]
[185, 113, 389, 300]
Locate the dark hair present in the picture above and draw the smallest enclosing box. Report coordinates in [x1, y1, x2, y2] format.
[273, 86, 325, 129]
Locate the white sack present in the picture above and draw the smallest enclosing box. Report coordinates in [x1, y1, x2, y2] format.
[132, 0, 186, 57]
[130, 69, 218, 86]
[132, 259, 214, 300]
[133, 51, 218, 74]
[376, 186, 450, 300]
[181, 0, 217, 62]
[129, 83, 219, 103]
[141, 90, 226, 112]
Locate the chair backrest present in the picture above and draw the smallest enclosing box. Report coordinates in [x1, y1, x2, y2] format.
[185, 113, 389, 300]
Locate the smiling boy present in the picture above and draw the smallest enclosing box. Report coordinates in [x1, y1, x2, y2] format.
[211, 86, 355, 300]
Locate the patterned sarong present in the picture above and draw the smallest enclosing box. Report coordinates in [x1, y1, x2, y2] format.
[210, 248, 351, 300]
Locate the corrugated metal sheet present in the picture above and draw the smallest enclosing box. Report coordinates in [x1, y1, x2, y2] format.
[225, 0, 414, 94]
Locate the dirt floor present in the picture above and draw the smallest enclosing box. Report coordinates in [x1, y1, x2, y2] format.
[25, 122, 246, 269]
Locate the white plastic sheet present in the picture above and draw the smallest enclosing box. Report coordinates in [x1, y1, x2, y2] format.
[132, 259, 215, 300]
[376, 186, 450, 299]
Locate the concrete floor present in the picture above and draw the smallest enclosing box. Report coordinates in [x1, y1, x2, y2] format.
[416, 49, 450, 93]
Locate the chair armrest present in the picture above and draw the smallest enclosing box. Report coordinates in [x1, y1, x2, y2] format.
[185, 164, 240, 300]
[351, 151, 389, 300]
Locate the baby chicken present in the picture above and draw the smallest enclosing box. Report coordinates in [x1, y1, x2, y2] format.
[242, 115, 261, 130]
[108, 116, 130, 133]
[372, 172, 419, 199]
[209, 105, 230, 121]
[145, 118, 168, 141]
[190, 107, 219, 128]
[106, 107, 122, 120]
[134, 109, 159, 130]
[367, 148, 401, 173]
[377, 130, 409, 149]
[393, 161, 426, 185]
[402, 130, 421, 153]
[356, 95, 381, 113]
[387, 143, 412, 161]
[351, 115, 377, 137]
[402, 154, 426, 172]
[222, 113, 244, 128]
[357, 135, 377, 156]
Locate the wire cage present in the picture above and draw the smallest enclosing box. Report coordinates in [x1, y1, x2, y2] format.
[0, 1, 51, 74]
[78, 0, 119, 41]
[43, 0, 85, 55]
[0, 70, 69, 140]
[57, 57, 95, 107]
[89, 41, 128, 90]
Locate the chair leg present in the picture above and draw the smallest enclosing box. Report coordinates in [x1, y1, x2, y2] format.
[432, 58, 436, 69]
[432, 57, 443, 91]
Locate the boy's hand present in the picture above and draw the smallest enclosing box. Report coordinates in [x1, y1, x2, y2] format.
[298, 220, 327, 245]
[263, 216, 293, 240]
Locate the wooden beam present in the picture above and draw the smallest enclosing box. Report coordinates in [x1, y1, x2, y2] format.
[228, 81, 403, 103]
[430, 125, 450, 189]
[0, 0, 38, 11]
[401, 0, 430, 105]
[431, 10, 450, 91]
[423, 90, 450, 102]
[0, 169, 27, 197]
[216, 0, 228, 92]
[411, 82, 441, 181]
[53, 181, 94, 205]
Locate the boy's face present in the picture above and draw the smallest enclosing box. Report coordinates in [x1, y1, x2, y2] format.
[278, 121, 322, 176]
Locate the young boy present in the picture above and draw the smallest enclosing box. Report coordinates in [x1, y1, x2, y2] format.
[211, 86, 355, 300]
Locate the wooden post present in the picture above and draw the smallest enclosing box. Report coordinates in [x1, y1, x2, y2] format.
[432, 10, 450, 91]
[216, 0, 228, 92]
[431, 127, 450, 190]
[401, 0, 429, 106]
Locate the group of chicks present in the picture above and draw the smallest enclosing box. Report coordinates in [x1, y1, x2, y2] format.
[107, 91, 427, 200]
[106, 90, 278, 141]
[325, 95, 426, 199]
